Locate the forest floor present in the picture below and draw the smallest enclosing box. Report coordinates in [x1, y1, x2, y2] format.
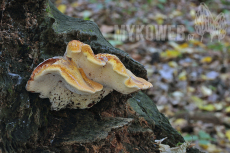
[52, 0, 230, 152]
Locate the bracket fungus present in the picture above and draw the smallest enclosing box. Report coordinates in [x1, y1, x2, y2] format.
[26, 40, 152, 111]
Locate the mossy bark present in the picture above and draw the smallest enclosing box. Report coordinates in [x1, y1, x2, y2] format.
[0, 0, 203, 152]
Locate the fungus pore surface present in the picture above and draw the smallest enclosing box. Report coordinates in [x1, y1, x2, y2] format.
[26, 40, 152, 110]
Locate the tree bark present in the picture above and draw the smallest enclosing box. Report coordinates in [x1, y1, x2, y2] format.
[0, 0, 203, 152]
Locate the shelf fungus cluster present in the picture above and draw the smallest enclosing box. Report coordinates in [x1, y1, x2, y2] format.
[26, 40, 153, 111]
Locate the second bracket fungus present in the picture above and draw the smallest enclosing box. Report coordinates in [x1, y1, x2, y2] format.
[26, 40, 152, 111]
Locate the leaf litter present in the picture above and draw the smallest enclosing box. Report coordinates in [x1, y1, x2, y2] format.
[54, 0, 230, 152]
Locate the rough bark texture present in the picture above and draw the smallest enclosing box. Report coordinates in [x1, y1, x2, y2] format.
[0, 0, 203, 152]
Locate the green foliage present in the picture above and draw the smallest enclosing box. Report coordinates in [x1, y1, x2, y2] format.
[198, 130, 215, 141]
[82, 10, 92, 20]
[183, 130, 216, 146]
[158, 0, 167, 3]
[108, 40, 123, 46]
[184, 134, 198, 141]
[176, 142, 184, 146]
[220, 0, 230, 5]
[209, 85, 217, 91]
[46, 6, 51, 13]
[207, 42, 226, 51]
[157, 0, 167, 9]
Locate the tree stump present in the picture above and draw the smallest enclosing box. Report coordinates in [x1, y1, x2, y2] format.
[0, 0, 203, 152]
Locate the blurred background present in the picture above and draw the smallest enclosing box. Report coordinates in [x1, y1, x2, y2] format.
[51, 0, 230, 152]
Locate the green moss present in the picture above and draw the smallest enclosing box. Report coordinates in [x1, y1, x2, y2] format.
[28, 108, 33, 119]
[45, 2, 54, 18]
[9, 134, 13, 139]
[7, 88, 14, 95]
[46, 7, 50, 13]
[45, 1, 51, 14]
[44, 116, 48, 125]
[176, 142, 184, 146]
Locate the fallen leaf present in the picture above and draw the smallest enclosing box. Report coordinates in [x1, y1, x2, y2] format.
[169, 10, 182, 18]
[183, 134, 198, 141]
[199, 130, 212, 140]
[169, 42, 193, 53]
[178, 71, 187, 81]
[201, 86, 212, 97]
[71, 2, 78, 7]
[200, 104, 215, 111]
[201, 56, 212, 63]
[179, 58, 193, 67]
[187, 86, 195, 93]
[172, 91, 184, 98]
[213, 103, 223, 111]
[57, 4, 67, 13]
[179, 43, 188, 48]
[206, 143, 223, 152]
[190, 10, 196, 18]
[146, 66, 154, 77]
[223, 117, 230, 126]
[190, 96, 206, 108]
[215, 126, 225, 139]
[225, 106, 230, 113]
[199, 139, 210, 149]
[160, 50, 181, 59]
[206, 71, 219, 80]
[153, 13, 167, 24]
[168, 61, 178, 68]
[226, 130, 230, 141]
[201, 74, 208, 80]
[174, 118, 187, 131]
[159, 64, 174, 82]
[81, 10, 92, 20]
[189, 39, 206, 47]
